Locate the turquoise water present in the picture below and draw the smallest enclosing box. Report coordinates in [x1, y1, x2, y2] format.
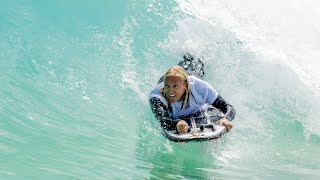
[1, 0, 320, 179]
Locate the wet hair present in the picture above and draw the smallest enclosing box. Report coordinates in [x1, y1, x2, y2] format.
[161, 66, 190, 110]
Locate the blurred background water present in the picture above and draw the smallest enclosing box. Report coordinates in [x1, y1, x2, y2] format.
[1, 0, 320, 179]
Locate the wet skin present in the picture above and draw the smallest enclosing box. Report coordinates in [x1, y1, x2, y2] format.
[163, 75, 186, 103]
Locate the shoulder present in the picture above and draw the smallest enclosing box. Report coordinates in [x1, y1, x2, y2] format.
[188, 76, 213, 90]
[149, 83, 168, 106]
[188, 76, 218, 103]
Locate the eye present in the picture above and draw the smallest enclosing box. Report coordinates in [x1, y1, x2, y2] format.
[173, 84, 178, 88]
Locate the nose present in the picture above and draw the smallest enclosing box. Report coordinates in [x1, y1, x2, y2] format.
[166, 86, 175, 94]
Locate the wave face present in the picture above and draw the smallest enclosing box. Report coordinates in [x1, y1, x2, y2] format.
[1, 0, 319, 179]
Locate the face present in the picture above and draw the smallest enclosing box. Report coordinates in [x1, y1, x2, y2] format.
[164, 75, 186, 103]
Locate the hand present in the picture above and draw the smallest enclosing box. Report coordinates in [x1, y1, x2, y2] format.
[217, 117, 233, 131]
[176, 120, 189, 134]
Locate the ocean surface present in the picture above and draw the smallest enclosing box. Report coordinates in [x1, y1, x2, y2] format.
[1, 0, 320, 179]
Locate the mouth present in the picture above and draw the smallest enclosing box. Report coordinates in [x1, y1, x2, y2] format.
[169, 94, 175, 97]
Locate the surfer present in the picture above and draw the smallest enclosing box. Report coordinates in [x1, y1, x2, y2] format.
[149, 54, 236, 134]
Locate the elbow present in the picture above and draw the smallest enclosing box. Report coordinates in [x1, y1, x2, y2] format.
[226, 105, 236, 121]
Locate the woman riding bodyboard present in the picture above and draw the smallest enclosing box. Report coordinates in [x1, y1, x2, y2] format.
[149, 55, 236, 134]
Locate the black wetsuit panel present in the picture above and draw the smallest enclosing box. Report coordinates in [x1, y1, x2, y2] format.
[149, 97, 176, 130]
[212, 95, 236, 121]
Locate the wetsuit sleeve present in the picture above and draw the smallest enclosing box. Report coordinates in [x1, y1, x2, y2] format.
[149, 97, 177, 130]
[212, 95, 236, 121]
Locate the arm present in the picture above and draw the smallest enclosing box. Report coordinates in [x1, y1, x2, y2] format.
[149, 97, 177, 131]
[212, 95, 236, 121]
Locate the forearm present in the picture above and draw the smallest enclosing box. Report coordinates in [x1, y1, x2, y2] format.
[149, 97, 176, 130]
[212, 95, 236, 121]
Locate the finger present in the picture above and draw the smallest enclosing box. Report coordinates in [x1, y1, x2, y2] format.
[225, 123, 233, 130]
[224, 123, 233, 132]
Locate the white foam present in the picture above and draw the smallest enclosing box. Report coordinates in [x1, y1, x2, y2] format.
[176, 0, 320, 136]
[177, 0, 320, 98]
[114, 20, 148, 103]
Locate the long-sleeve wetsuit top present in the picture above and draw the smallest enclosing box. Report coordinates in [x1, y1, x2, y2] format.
[149, 76, 236, 131]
